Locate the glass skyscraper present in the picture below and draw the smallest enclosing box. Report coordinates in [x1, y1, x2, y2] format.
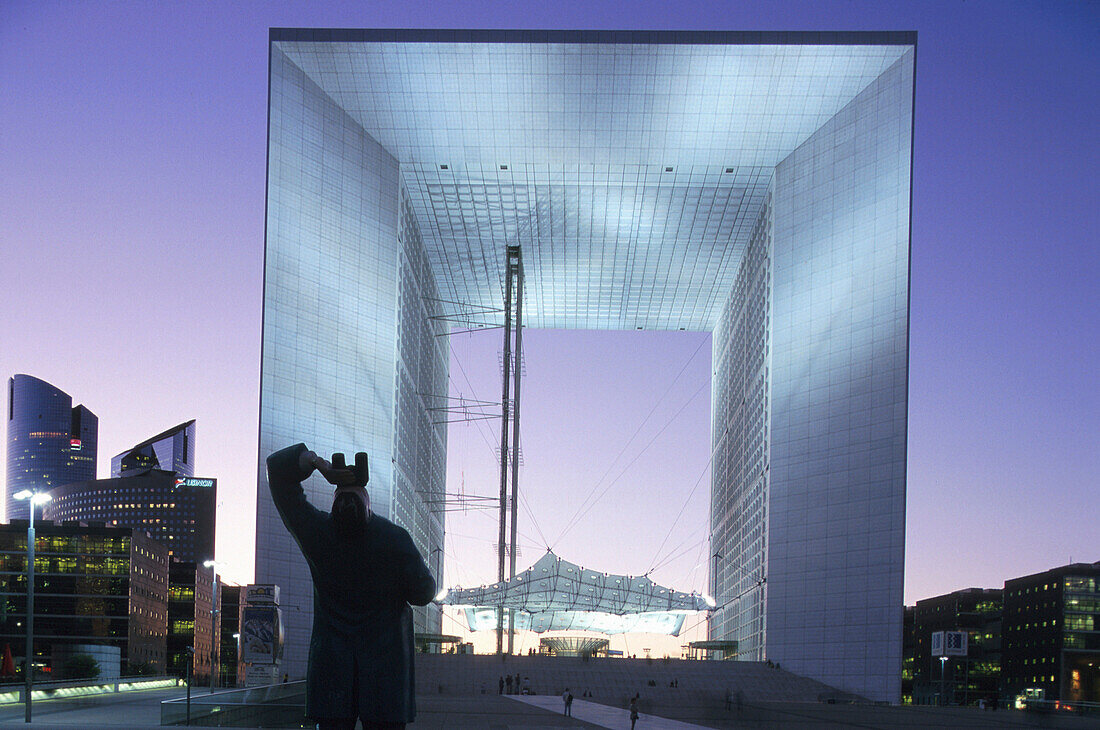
[6, 374, 98, 521]
[111, 419, 195, 477]
[259, 29, 914, 702]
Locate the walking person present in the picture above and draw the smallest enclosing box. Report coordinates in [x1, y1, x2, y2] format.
[629, 693, 640, 729]
[505, 674, 513, 694]
[562, 687, 573, 716]
[267, 445, 436, 730]
[498, 676, 504, 695]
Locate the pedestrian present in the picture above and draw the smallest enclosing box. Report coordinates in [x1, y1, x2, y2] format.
[724, 688, 732, 711]
[514, 673, 521, 694]
[267, 445, 436, 730]
[498, 675, 504, 695]
[629, 693, 640, 729]
[506, 674, 513, 694]
[562, 687, 573, 716]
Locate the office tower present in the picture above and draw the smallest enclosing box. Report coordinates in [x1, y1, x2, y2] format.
[257, 30, 914, 701]
[45, 469, 216, 564]
[6, 374, 98, 521]
[111, 419, 195, 478]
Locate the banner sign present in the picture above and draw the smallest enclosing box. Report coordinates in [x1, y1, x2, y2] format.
[241, 606, 280, 665]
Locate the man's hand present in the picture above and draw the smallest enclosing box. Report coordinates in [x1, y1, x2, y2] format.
[316, 457, 358, 487]
[298, 449, 357, 486]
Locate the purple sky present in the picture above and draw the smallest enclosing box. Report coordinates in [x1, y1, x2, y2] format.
[2, 1, 1097, 651]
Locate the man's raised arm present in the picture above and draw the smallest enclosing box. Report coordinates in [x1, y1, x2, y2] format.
[266, 443, 325, 543]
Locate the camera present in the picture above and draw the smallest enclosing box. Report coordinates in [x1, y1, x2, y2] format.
[330, 452, 369, 488]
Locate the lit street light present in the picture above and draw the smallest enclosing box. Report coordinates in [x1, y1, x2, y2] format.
[13, 489, 51, 723]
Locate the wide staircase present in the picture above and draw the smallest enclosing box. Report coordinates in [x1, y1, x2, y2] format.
[416, 654, 858, 711]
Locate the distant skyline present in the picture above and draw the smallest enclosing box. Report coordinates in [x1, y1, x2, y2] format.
[1, 0, 1096, 652]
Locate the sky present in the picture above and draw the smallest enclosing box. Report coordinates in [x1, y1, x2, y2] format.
[1, 0, 1097, 654]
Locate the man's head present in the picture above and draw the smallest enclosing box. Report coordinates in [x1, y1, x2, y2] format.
[332, 485, 371, 540]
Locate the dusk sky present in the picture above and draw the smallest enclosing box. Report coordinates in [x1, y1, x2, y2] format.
[2, 1, 1096, 653]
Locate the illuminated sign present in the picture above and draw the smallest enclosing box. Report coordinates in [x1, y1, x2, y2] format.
[70, 439, 81, 451]
[174, 477, 216, 489]
[931, 630, 968, 658]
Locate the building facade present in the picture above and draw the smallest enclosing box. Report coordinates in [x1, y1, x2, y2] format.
[44, 469, 217, 564]
[111, 420, 195, 478]
[6, 375, 98, 522]
[167, 561, 218, 682]
[258, 29, 914, 701]
[0, 521, 168, 674]
[911, 588, 1002, 706]
[219, 583, 241, 687]
[1003, 562, 1100, 704]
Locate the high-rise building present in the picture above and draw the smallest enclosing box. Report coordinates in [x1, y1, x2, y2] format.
[44, 469, 216, 564]
[6, 374, 98, 521]
[1003, 562, 1100, 704]
[0, 520, 168, 674]
[257, 29, 914, 701]
[111, 419, 195, 478]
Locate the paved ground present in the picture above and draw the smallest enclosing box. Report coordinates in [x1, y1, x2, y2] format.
[512, 694, 711, 729]
[0, 684, 1097, 729]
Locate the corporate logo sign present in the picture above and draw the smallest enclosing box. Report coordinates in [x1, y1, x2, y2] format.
[174, 477, 216, 489]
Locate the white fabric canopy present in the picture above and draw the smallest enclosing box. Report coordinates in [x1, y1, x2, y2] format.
[443, 551, 711, 636]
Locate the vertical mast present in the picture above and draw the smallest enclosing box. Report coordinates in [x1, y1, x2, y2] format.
[507, 246, 523, 655]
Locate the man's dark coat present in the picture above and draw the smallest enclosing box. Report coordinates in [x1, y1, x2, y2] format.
[267, 443, 436, 723]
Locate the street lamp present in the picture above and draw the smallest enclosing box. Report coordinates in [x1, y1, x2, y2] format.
[940, 655, 949, 706]
[202, 560, 223, 692]
[13, 489, 50, 723]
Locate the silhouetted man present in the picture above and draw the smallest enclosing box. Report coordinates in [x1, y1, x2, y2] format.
[267, 444, 436, 730]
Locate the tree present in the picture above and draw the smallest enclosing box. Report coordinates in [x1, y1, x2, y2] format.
[61, 653, 99, 680]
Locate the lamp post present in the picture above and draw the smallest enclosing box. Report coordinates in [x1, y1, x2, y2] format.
[940, 655, 948, 706]
[13, 489, 51, 723]
[202, 560, 222, 692]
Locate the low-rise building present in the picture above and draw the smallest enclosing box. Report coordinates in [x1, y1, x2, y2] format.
[168, 560, 217, 683]
[0, 521, 167, 676]
[219, 583, 241, 687]
[1002, 562, 1100, 704]
[912, 588, 1001, 706]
